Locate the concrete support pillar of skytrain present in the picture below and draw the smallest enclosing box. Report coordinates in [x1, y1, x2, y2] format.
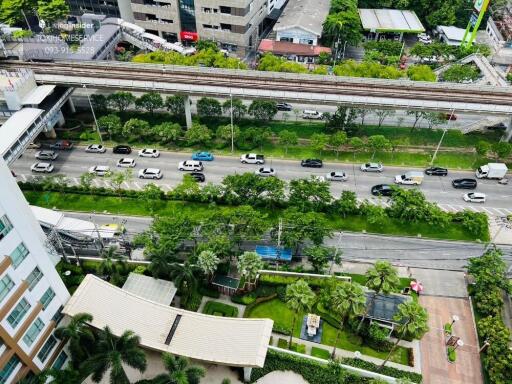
[504, 115, 512, 142]
[184, 95, 192, 129]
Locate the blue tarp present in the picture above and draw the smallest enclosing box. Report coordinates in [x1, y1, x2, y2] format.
[255, 245, 292, 261]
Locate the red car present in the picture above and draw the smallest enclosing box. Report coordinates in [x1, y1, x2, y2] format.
[50, 140, 74, 150]
[443, 113, 457, 121]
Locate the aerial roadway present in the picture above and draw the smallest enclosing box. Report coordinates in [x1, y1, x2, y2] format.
[12, 145, 512, 217]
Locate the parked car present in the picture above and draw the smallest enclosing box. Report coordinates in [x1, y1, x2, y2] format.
[31, 162, 54, 173]
[178, 160, 203, 171]
[35, 150, 58, 161]
[28, 142, 42, 149]
[255, 167, 276, 177]
[138, 148, 160, 158]
[418, 33, 432, 44]
[85, 144, 106, 153]
[302, 110, 323, 120]
[113, 145, 132, 154]
[326, 171, 347, 182]
[360, 162, 383, 172]
[301, 159, 323, 168]
[50, 140, 73, 150]
[463, 192, 486, 203]
[88, 165, 110, 176]
[240, 153, 265, 164]
[192, 151, 214, 161]
[116, 158, 136, 168]
[425, 167, 448, 176]
[189, 172, 205, 182]
[371, 184, 394, 197]
[452, 178, 477, 189]
[277, 102, 292, 111]
[138, 168, 162, 179]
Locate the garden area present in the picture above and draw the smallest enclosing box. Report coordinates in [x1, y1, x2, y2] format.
[202, 300, 239, 317]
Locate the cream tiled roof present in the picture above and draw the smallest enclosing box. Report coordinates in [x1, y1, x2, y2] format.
[63, 275, 273, 367]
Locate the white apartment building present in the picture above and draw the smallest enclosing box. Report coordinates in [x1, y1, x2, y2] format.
[0, 158, 70, 383]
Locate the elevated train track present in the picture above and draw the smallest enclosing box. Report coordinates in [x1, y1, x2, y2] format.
[3, 60, 512, 115]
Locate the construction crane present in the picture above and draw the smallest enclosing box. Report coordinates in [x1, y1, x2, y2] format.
[461, 0, 491, 49]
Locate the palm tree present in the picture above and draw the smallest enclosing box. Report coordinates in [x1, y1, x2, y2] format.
[329, 282, 366, 358]
[41, 368, 84, 384]
[357, 261, 400, 331]
[151, 353, 205, 384]
[380, 301, 429, 369]
[197, 250, 220, 281]
[81, 326, 147, 384]
[97, 246, 120, 276]
[54, 313, 95, 366]
[170, 261, 199, 306]
[147, 247, 176, 278]
[285, 280, 316, 348]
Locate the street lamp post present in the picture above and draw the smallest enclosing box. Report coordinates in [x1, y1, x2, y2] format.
[450, 315, 459, 328]
[83, 85, 104, 146]
[430, 109, 455, 166]
[230, 90, 234, 153]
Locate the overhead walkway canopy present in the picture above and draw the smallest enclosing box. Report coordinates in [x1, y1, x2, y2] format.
[64, 275, 273, 368]
[0, 108, 43, 156]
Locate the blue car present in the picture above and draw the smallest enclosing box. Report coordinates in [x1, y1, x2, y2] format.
[192, 151, 214, 161]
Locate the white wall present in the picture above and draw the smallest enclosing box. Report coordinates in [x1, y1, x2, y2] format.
[276, 26, 318, 45]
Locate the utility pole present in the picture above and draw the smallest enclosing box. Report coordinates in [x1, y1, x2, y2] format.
[430, 109, 455, 166]
[230, 90, 234, 153]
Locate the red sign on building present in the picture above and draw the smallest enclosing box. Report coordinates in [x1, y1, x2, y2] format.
[180, 31, 199, 41]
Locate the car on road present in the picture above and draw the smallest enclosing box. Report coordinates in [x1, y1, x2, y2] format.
[50, 140, 73, 150]
[425, 167, 448, 176]
[192, 151, 214, 161]
[178, 160, 203, 171]
[28, 142, 42, 149]
[189, 172, 205, 182]
[35, 150, 58, 161]
[31, 162, 54, 173]
[371, 184, 394, 197]
[443, 113, 457, 121]
[326, 171, 347, 181]
[301, 159, 323, 168]
[138, 148, 160, 158]
[463, 192, 486, 203]
[85, 144, 106, 153]
[88, 165, 111, 176]
[240, 153, 265, 164]
[277, 102, 292, 111]
[116, 158, 136, 168]
[255, 167, 276, 177]
[302, 110, 323, 120]
[361, 162, 383, 172]
[138, 168, 162, 179]
[99, 223, 126, 235]
[113, 145, 132, 154]
[452, 178, 477, 189]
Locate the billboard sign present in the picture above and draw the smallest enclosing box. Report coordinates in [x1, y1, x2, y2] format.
[474, 0, 485, 12]
[180, 31, 198, 41]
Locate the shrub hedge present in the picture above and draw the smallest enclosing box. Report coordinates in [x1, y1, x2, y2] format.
[202, 300, 239, 317]
[341, 358, 422, 383]
[311, 347, 331, 360]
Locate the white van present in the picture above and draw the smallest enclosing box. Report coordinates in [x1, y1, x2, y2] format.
[178, 160, 203, 171]
[395, 171, 424, 185]
[302, 110, 323, 120]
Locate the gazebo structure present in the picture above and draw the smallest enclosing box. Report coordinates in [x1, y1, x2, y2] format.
[211, 274, 241, 296]
[364, 292, 410, 336]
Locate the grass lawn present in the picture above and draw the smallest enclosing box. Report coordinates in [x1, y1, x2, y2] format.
[202, 300, 239, 317]
[311, 347, 331, 360]
[245, 298, 410, 365]
[22, 191, 485, 242]
[277, 338, 288, 349]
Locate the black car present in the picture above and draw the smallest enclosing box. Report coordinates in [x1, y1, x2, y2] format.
[425, 167, 448, 176]
[452, 178, 477, 189]
[371, 184, 394, 197]
[301, 159, 323, 168]
[277, 102, 293, 111]
[113, 145, 132, 154]
[189, 172, 205, 182]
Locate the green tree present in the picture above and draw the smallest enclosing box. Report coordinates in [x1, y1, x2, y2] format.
[328, 281, 366, 358]
[79, 171, 95, 191]
[324, 106, 357, 134]
[380, 301, 429, 368]
[278, 130, 298, 154]
[135, 91, 164, 115]
[97, 245, 123, 277]
[442, 64, 480, 83]
[375, 110, 395, 128]
[37, 0, 69, 24]
[138, 183, 164, 214]
[147, 247, 176, 279]
[323, 8, 362, 47]
[123, 118, 150, 138]
[197, 250, 220, 280]
[360, 202, 387, 225]
[406, 111, 426, 130]
[216, 124, 241, 146]
[285, 280, 316, 347]
[197, 97, 222, 118]
[305, 245, 334, 274]
[468, 249, 510, 292]
[407, 65, 437, 82]
[289, 177, 332, 212]
[367, 135, 392, 159]
[108, 92, 136, 113]
[222, 172, 285, 208]
[54, 313, 95, 366]
[0, 0, 36, 25]
[329, 131, 348, 158]
[82, 327, 147, 384]
[355, 108, 370, 126]
[154, 122, 182, 144]
[310, 133, 329, 155]
[492, 142, 512, 160]
[349, 137, 365, 152]
[331, 190, 358, 218]
[41, 368, 83, 384]
[151, 353, 205, 384]
[90, 94, 109, 114]
[170, 261, 200, 305]
[196, 39, 218, 51]
[358, 261, 400, 330]
[237, 251, 263, 284]
[242, 127, 272, 152]
[222, 98, 247, 121]
[475, 140, 491, 157]
[248, 99, 278, 121]
[185, 123, 212, 145]
[424, 112, 444, 130]
[165, 94, 185, 117]
[97, 114, 122, 137]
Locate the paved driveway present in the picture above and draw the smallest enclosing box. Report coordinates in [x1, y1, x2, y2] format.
[419, 296, 483, 384]
[410, 269, 468, 298]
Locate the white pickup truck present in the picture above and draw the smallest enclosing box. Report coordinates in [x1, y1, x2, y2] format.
[240, 153, 265, 164]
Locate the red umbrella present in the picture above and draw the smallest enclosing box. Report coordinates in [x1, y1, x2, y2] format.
[410, 280, 424, 293]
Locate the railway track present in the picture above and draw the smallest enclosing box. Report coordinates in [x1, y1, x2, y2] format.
[4, 60, 512, 107]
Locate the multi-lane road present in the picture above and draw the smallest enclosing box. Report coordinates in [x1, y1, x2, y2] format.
[12, 146, 512, 216]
